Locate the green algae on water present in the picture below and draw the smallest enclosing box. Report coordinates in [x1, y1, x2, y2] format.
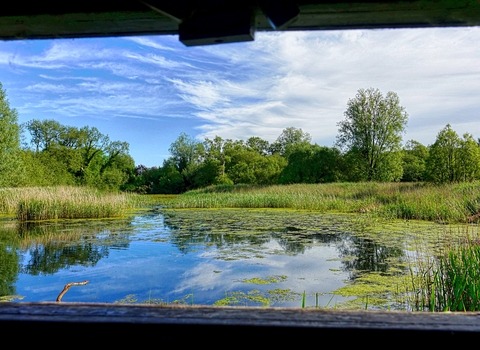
[240, 275, 288, 284]
[213, 288, 299, 307]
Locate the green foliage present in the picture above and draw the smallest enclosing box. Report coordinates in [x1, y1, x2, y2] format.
[269, 126, 312, 157]
[458, 133, 480, 182]
[155, 165, 186, 194]
[426, 125, 480, 183]
[336, 88, 408, 181]
[168, 132, 204, 174]
[0, 82, 24, 187]
[279, 144, 342, 184]
[426, 124, 461, 183]
[401, 140, 428, 182]
[246, 136, 271, 156]
[228, 148, 286, 185]
[22, 118, 134, 190]
[20, 150, 76, 186]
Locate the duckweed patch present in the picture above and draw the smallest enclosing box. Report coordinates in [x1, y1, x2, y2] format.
[332, 269, 413, 310]
[3, 205, 477, 310]
[114, 293, 194, 305]
[240, 275, 288, 284]
[213, 289, 299, 307]
[0, 295, 24, 302]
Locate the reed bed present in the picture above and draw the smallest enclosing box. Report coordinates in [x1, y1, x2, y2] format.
[409, 227, 480, 311]
[166, 182, 480, 223]
[0, 186, 139, 221]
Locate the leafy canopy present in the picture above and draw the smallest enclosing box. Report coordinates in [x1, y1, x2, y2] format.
[336, 87, 408, 181]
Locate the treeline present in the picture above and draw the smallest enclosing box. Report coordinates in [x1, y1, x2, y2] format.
[129, 123, 480, 194]
[20, 119, 135, 190]
[2, 82, 479, 193]
[0, 82, 135, 190]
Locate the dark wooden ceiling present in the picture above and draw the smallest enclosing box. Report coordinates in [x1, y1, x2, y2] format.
[1, 1, 480, 44]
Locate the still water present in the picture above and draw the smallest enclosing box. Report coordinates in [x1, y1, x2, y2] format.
[0, 208, 448, 308]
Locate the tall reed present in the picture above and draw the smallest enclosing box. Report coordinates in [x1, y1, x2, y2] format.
[408, 227, 480, 311]
[0, 186, 139, 221]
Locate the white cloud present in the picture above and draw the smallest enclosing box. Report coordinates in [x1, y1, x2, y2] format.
[159, 28, 480, 146]
[125, 36, 177, 51]
[123, 52, 186, 69]
[169, 78, 228, 109]
[2, 26, 480, 166]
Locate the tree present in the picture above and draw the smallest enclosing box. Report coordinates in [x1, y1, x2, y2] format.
[278, 144, 342, 184]
[425, 124, 460, 183]
[401, 140, 428, 182]
[426, 125, 480, 183]
[246, 136, 271, 156]
[203, 136, 234, 184]
[336, 88, 408, 181]
[23, 119, 133, 189]
[458, 133, 480, 182]
[169, 133, 204, 173]
[24, 119, 64, 152]
[0, 82, 24, 186]
[270, 127, 312, 157]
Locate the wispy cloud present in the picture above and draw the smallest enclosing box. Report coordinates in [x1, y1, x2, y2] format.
[123, 52, 187, 69]
[125, 36, 177, 51]
[1, 27, 479, 166]
[163, 28, 480, 146]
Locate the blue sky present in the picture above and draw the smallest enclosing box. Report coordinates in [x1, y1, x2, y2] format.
[0, 27, 479, 167]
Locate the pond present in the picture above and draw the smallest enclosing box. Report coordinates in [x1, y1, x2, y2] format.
[0, 207, 463, 309]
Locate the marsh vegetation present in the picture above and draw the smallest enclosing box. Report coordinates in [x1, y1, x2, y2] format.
[166, 182, 480, 224]
[0, 186, 143, 221]
[1, 81, 480, 311]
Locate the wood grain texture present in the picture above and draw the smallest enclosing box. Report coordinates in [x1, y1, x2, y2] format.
[1, 1, 480, 40]
[1, 302, 480, 345]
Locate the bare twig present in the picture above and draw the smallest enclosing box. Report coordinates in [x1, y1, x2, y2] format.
[56, 280, 89, 302]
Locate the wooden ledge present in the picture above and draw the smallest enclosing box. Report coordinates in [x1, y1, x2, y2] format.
[1, 302, 480, 345]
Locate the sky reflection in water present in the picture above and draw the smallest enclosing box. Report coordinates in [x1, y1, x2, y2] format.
[1, 209, 437, 307]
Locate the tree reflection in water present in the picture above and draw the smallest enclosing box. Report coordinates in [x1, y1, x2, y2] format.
[0, 208, 426, 306]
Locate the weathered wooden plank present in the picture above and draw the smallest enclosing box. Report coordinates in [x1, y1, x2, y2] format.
[1, 302, 480, 345]
[1, 1, 480, 40]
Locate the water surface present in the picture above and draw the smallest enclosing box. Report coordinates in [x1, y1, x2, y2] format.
[0, 208, 449, 308]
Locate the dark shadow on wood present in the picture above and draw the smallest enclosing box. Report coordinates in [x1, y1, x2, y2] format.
[1, 302, 480, 345]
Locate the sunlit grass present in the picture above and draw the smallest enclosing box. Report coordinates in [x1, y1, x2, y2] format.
[0, 186, 141, 221]
[165, 182, 480, 223]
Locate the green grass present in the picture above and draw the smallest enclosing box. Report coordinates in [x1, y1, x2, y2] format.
[0, 186, 141, 221]
[165, 182, 480, 224]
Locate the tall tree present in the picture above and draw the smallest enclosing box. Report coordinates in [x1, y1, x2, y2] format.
[401, 140, 428, 182]
[278, 144, 342, 184]
[23, 119, 133, 189]
[426, 125, 480, 183]
[246, 136, 271, 156]
[203, 136, 234, 184]
[458, 133, 480, 182]
[0, 82, 24, 186]
[425, 124, 461, 183]
[270, 127, 312, 157]
[168, 133, 204, 173]
[336, 87, 408, 181]
[24, 119, 64, 152]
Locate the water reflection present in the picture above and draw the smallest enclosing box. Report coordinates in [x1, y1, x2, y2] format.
[0, 209, 434, 307]
[337, 236, 406, 280]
